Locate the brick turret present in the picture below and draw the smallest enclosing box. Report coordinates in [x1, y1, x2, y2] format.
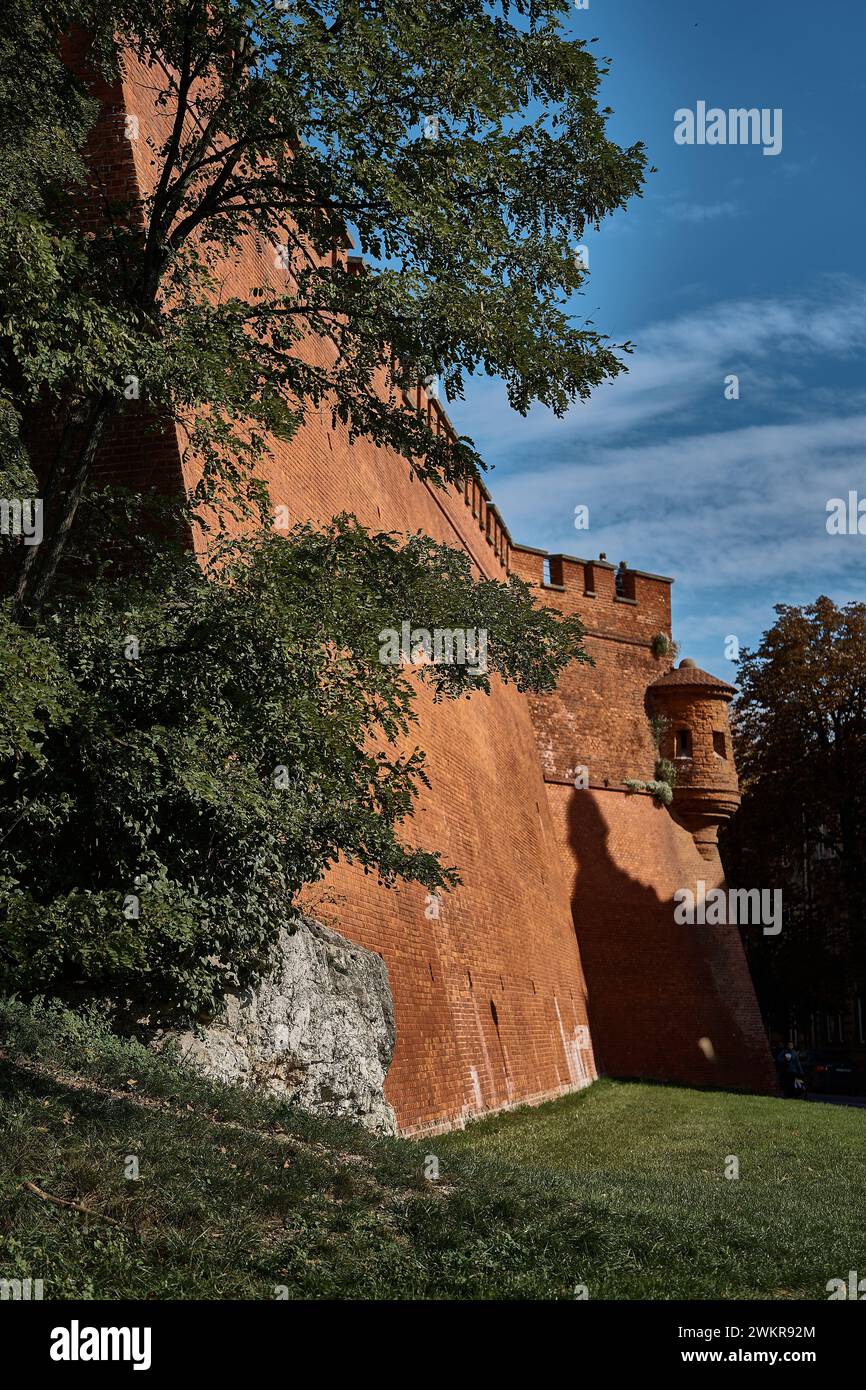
[648, 659, 741, 861]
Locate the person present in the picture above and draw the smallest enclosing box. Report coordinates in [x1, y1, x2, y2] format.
[775, 1040, 806, 1098]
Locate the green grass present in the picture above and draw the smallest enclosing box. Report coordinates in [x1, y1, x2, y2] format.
[1, 998, 864, 1299]
[436, 1078, 866, 1298]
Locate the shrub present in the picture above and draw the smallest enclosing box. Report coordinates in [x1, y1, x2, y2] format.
[623, 778, 673, 807]
[650, 632, 679, 661]
[654, 757, 677, 790]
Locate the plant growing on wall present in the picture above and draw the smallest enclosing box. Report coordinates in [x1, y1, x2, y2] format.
[654, 757, 677, 791]
[648, 714, 677, 790]
[623, 713, 677, 805]
[648, 712, 670, 748]
[623, 778, 673, 807]
[650, 632, 678, 660]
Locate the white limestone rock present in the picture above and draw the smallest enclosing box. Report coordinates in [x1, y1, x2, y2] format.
[162, 918, 397, 1135]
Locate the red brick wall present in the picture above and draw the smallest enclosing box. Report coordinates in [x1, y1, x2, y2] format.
[48, 44, 775, 1127]
[94, 50, 598, 1134]
[512, 547, 776, 1093]
[509, 545, 674, 788]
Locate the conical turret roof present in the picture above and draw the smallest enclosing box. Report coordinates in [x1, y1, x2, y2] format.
[649, 660, 736, 698]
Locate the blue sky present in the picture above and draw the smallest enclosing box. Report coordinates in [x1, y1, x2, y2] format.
[447, 0, 866, 676]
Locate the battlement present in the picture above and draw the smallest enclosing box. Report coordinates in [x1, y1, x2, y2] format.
[420, 419, 513, 574]
[510, 542, 672, 597]
[509, 542, 673, 645]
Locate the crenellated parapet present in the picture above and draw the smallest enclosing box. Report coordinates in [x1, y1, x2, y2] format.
[387, 366, 515, 576]
[506, 543, 675, 789]
[508, 544, 673, 643]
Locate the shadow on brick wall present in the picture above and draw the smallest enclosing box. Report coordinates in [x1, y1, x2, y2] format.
[566, 790, 778, 1095]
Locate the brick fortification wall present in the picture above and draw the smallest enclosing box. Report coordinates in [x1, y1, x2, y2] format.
[509, 547, 777, 1093]
[69, 49, 597, 1136]
[56, 46, 774, 1129]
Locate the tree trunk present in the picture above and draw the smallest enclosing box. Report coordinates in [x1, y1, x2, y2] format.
[12, 390, 115, 619]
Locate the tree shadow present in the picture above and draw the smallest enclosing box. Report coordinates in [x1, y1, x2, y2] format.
[566, 790, 777, 1094]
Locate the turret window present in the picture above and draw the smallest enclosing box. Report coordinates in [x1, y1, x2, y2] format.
[713, 731, 727, 759]
[675, 728, 692, 758]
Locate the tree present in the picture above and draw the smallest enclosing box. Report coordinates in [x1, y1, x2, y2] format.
[1, 0, 647, 613]
[0, 0, 135, 531]
[0, 496, 590, 1023]
[723, 597, 866, 1040]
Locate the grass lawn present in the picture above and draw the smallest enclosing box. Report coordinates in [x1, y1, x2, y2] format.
[2, 999, 864, 1300]
[435, 1078, 866, 1299]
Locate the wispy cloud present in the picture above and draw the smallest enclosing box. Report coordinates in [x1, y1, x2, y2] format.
[663, 198, 739, 223]
[454, 276, 866, 457]
[451, 280, 866, 672]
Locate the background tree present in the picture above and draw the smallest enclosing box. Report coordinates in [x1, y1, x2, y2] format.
[0, 0, 648, 612]
[723, 597, 866, 1047]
